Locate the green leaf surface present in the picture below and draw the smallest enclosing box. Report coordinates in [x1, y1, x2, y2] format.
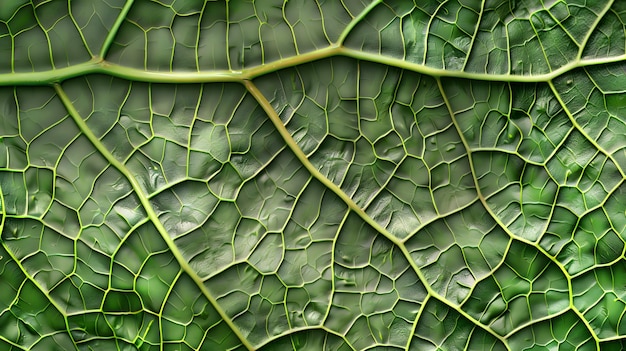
[1, 0, 626, 350]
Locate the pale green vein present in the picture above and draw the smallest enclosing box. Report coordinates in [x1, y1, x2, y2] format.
[3, 47, 626, 87]
[405, 294, 430, 350]
[159, 269, 184, 347]
[335, 0, 383, 45]
[0, 186, 80, 351]
[53, 84, 255, 351]
[461, 0, 486, 72]
[225, 0, 232, 71]
[99, 0, 135, 59]
[31, 3, 56, 70]
[576, 0, 615, 61]
[547, 80, 626, 179]
[423, 1, 449, 66]
[529, 12, 553, 72]
[322, 209, 350, 328]
[244, 79, 509, 348]
[68, 3, 94, 58]
[439, 78, 601, 349]
[243, 80, 402, 248]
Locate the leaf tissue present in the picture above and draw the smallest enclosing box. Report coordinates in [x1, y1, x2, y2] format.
[1, 0, 626, 350]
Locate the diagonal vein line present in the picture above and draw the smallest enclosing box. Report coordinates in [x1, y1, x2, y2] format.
[99, 0, 135, 59]
[53, 83, 255, 351]
[244, 79, 509, 348]
[0, 186, 81, 350]
[576, 0, 615, 60]
[437, 78, 601, 348]
[547, 79, 626, 179]
[243, 80, 401, 248]
[335, 0, 383, 45]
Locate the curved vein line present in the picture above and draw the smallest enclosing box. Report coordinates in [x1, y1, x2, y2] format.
[99, 0, 136, 59]
[53, 83, 255, 351]
[243, 80, 402, 247]
[244, 79, 509, 348]
[576, 0, 615, 61]
[0, 185, 80, 350]
[335, 0, 384, 45]
[438, 78, 601, 348]
[2, 47, 626, 87]
[547, 79, 626, 179]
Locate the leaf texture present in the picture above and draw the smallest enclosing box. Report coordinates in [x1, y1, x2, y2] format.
[1, 0, 626, 350]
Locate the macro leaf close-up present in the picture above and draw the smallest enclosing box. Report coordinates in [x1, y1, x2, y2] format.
[2, 0, 626, 350]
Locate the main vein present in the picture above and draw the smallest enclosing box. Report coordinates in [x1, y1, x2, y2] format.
[1, 47, 625, 86]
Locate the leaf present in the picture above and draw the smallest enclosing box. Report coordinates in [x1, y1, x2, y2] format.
[1, 0, 626, 350]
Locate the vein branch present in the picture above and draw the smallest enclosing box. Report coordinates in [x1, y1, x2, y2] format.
[99, 0, 135, 59]
[53, 83, 255, 351]
[244, 79, 508, 348]
[0, 186, 80, 351]
[438, 78, 601, 349]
